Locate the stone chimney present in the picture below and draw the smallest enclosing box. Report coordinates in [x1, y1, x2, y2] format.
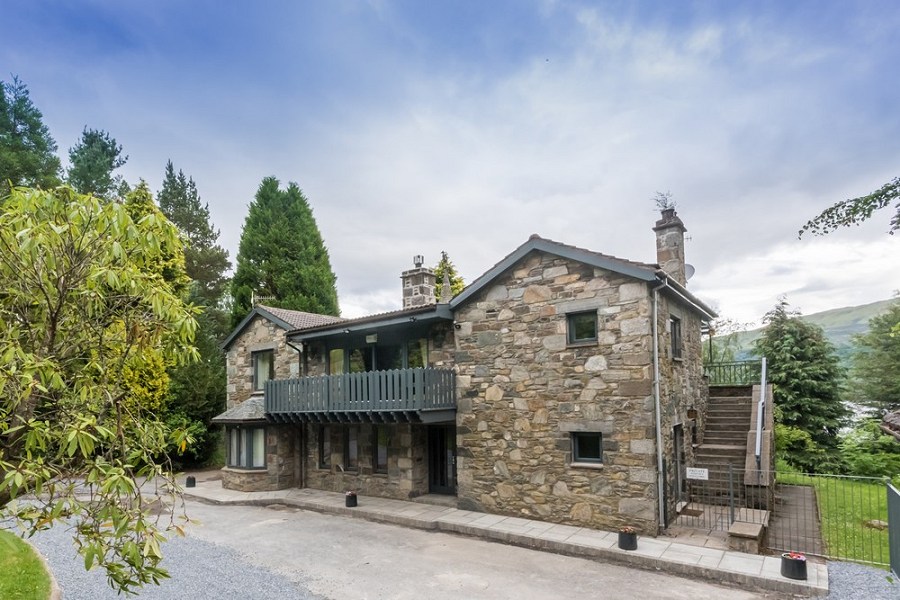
[401, 255, 437, 309]
[653, 208, 687, 286]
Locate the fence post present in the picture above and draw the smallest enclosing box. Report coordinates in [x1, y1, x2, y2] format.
[729, 463, 735, 525]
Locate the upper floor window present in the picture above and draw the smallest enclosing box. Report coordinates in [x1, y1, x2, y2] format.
[252, 350, 274, 390]
[567, 311, 598, 345]
[670, 316, 683, 360]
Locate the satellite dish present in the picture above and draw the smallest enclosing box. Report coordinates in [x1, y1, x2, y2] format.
[684, 264, 696, 281]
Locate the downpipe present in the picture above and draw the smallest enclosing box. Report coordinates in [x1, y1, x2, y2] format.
[652, 285, 666, 531]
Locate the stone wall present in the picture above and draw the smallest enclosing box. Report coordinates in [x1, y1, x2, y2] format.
[226, 315, 299, 408]
[302, 423, 429, 499]
[221, 424, 298, 491]
[453, 251, 660, 534]
[655, 293, 708, 523]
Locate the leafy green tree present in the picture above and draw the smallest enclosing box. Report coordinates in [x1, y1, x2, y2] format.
[754, 299, 849, 472]
[434, 251, 465, 301]
[231, 176, 339, 325]
[800, 176, 899, 237]
[850, 299, 900, 418]
[157, 161, 231, 306]
[66, 127, 127, 199]
[0, 76, 61, 194]
[0, 186, 198, 593]
[838, 419, 900, 477]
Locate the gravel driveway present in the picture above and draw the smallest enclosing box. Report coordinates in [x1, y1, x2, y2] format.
[24, 520, 321, 599]
[14, 500, 900, 599]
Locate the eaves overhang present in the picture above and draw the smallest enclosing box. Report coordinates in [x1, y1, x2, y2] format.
[288, 304, 453, 343]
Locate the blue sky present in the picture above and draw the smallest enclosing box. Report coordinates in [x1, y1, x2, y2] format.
[4, 1, 899, 324]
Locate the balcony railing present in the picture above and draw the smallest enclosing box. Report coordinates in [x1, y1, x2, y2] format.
[265, 367, 456, 420]
[704, 360, 762, 386]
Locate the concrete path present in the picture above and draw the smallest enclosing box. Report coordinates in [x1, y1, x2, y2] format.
[182, 480, 828, 597]
[769, 485, 825, 555]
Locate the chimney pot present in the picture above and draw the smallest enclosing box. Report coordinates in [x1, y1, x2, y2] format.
[653, 209, 688, 286]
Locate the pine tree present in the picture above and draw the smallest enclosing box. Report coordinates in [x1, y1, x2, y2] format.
[66, 127, 127, 199]
[754, 299, 849, 472]
[156, 161, 231, 466]
[0, 76, 61, 194]
[231, 177, 339, 325]
[157, 160, 231, 306]
[851, 299, 900, 418]
[434, 250, 465, 300]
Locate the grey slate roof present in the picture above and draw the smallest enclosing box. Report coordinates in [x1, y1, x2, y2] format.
[221, 305, 344, 350]
[211, 395, 266, 424]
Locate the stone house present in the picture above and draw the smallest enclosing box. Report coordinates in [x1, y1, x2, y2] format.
[213, 209, 716, 534]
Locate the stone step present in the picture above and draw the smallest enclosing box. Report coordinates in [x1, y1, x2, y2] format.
[705, 424, 750, 432]
[703, 436, 747, 445]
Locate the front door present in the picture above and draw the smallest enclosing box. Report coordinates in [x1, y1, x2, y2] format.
[427, 425, 456, 494]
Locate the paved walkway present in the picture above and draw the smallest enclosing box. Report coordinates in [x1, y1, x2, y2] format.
[769, 485, 825, 555]
[182, 479, 827, 597]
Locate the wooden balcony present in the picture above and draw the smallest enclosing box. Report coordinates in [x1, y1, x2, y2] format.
[265, 367, 456, 424]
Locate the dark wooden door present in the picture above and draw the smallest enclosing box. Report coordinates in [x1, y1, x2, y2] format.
[428, 425, 456, 494]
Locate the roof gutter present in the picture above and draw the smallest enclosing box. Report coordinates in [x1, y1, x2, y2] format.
[654, 272, 717, 321]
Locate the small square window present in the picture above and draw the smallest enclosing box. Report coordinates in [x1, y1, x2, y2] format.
[572, 432, 603, 464]
[252, 350, 275, 391]
[670, 316, 682, 360]
[567, 311, 598, 344]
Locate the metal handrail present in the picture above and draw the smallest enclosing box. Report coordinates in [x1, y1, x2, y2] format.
[754, 357, 767, 470]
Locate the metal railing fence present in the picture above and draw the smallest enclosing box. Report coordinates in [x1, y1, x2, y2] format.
[704, 360, 762, 386]
[673, 465, 891, 567]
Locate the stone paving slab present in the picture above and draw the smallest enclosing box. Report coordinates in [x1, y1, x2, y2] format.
[182, 481, 828, 597]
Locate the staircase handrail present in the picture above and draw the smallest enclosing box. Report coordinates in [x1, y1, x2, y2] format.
[754, 357, 767, 471]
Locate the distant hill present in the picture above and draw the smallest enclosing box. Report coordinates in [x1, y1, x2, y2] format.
[722, 298, 897, 363]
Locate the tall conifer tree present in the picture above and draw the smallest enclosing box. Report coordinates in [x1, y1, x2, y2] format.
[754, 299, 848, 472]
[157, 160, 231, 306]
[156, 161, 231, 465]
[66, 127, 127, 199]
[231, 177, 339, 325]
[0, 76, 61, 194]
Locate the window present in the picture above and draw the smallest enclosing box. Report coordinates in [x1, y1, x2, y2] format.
[329, 349, 344, 375]
[407, 338, 429, 368]
[227, 426, 266, 469]
[572, 432, 603, 464]
[344, 427, 359, 471]
[252, 350, 274, 391]
[318, 425, 331, 469]
[373, 426, 389, 473]
[670, 316, 682, 360]
[567, 311, 598, 344]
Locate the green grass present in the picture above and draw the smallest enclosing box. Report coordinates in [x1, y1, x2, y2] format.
[0, 530, 51, 600]
[777, 469, 891, 567]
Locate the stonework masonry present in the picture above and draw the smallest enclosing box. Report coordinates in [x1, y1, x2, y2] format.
[452, 251, 703, 534]
[226, 315, 299, 408]
[221, 425, 298, 492]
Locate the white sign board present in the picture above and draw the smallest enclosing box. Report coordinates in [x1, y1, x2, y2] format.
[686, 467, 709, 481]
